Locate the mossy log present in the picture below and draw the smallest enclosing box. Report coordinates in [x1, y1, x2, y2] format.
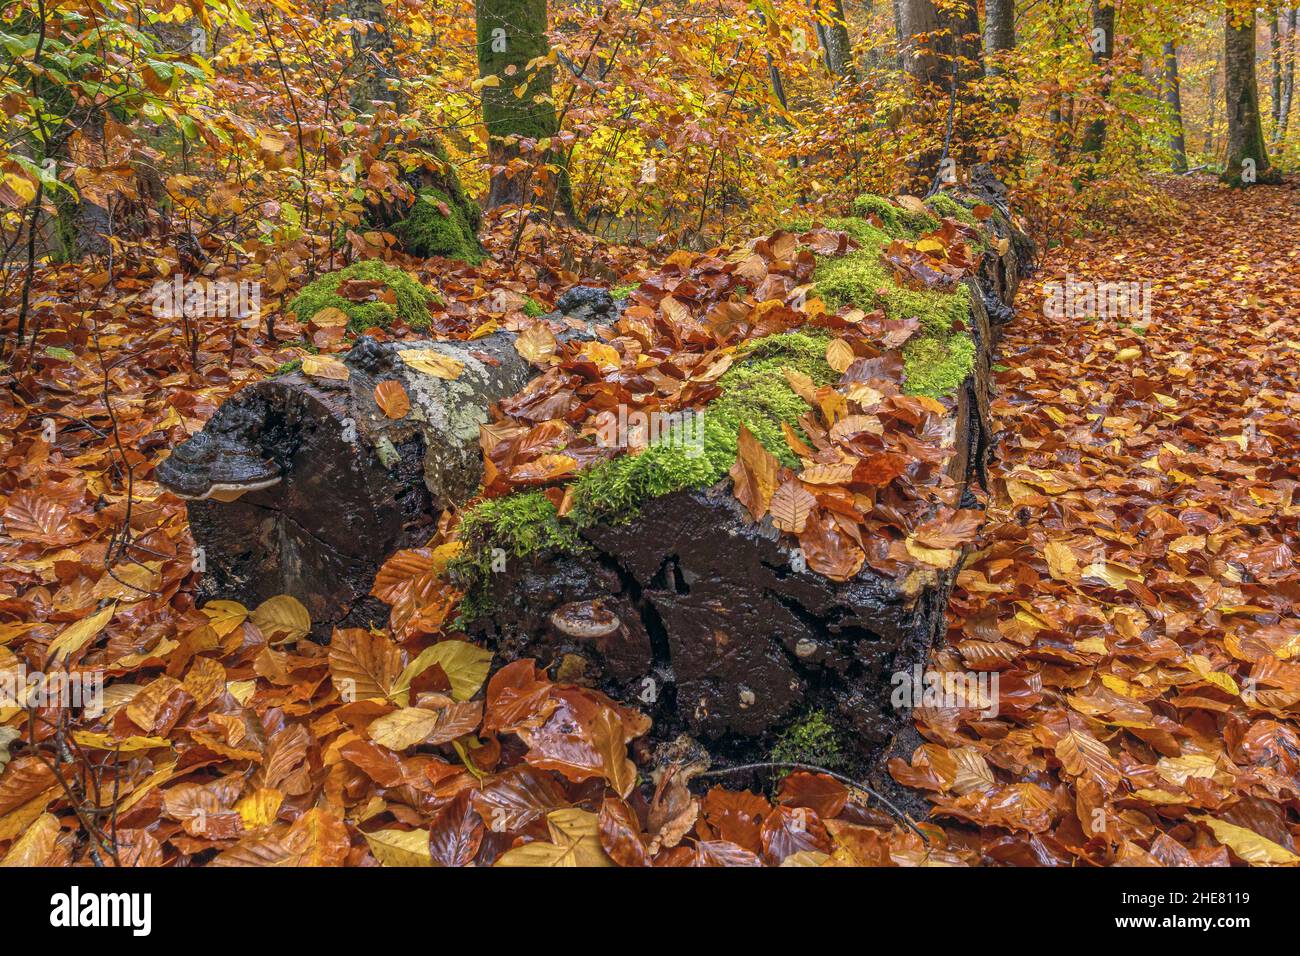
[464, 170, 1032, 798]
[156, 289, 621, 635]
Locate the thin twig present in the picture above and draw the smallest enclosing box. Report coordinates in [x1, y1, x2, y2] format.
[697, 761, 931, 843]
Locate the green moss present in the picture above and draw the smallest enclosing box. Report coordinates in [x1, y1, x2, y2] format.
[903, 331, 975, 399]
[459, 490, 581, 558]
[567, 330, 836, 524]
[451, 491, 584, 625]
[390, 188, 483, 264]
[771, 710, 843, 771]
[850, 194, 938, 237]
[814, 245, 971, 338]
[926, 192, 978, 227]
[272, 359, 302, 376]
[288, 260, 440, 334]
[523, 297, 547, 317]
[454, 331, 838, 606]
[611, 284, 638, 300]
[783, 215, 892, 247]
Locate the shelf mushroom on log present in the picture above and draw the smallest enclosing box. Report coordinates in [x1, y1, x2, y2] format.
[155, 288, 621, 636]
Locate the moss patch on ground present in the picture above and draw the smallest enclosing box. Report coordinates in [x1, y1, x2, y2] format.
[288, 260, 440, 334]
[850, 194, 939, 238]
[389, 188, 483, 264]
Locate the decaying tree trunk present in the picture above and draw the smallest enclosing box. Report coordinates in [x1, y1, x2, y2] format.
[466, 169, 1031, 801]
[156, 290, 619, 635]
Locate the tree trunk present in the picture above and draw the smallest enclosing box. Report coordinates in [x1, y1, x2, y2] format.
[817, 0, 855, 77]
[1164, 41, 1189, 172]
[897, 0, 949, 88]
[476, 0, 570, 212]
[1271, 8, 1283, 128]
[1207, 45, 1220, 153]
[1223, 7, 1277, 185]
[349, 0, 402, 114]
[1278, 8, 1297, 141]
[984, 0, 1015, 76]
[156, 290, 620, 636]
[1080, 0, 1115, 158]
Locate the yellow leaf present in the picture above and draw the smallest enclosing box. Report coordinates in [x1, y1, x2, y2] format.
[202, 600, 249, 638]
[495, 809, 612, 867]
[368, 707, 440, 750]
[47, 604, 116, 664]
[236, 787, 284, 828]
[310, 306, 350, 328]
[0, 812, 60, 866]
[906, 538, 959, 569]
[825, 338, 854, 373]
[301, 354, 350, 381]
[399, 348, 465, 379]
[70, 732, 171, 752]
[514, 323, 557, 366]
[251, 594, 311, 643]
[1044, 541, 1077, 580]
[364, 828, 433, 866]
[1115, 346, 1141, 361]
[1194, 815, 1300, 866]
[391, 640, 493, 704]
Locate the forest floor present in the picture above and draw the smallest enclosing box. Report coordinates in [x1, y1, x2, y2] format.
[1, 177, 1298, 866]
[898, 176, 1300, 865]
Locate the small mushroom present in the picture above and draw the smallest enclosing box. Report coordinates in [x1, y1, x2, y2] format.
[738, 686, 756, 708]
[795, 638, 817, 659]
[549, 599, 622, 639]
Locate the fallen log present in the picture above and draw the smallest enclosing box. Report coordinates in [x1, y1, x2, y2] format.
[160, 167, 1031, 794]
[155, 287, 621, 635]
[455, 167, 1032, 796]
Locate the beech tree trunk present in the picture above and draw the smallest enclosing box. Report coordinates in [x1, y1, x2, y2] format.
[476, 0, 571, 213]
[1278, 8, 1297, 141]
[1080, 0, 1115, 158]
[1164, 41, 1189, 172]
[1223, 8, 1276, 185]
[349, 0, 402, 114]
[816, 0, 855, 78]
[897, 0, 949, 88]
[1271, 8, 1283, 128]
[984, 0, 1015, 76]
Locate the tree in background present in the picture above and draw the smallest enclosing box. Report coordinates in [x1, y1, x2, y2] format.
[1222, 3, 1277, 184]
[1164, 41, 1189, 171]
[475, 0, 569, 212]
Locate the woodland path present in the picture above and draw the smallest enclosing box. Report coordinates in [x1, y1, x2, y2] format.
[895, 178, 1300, 865]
